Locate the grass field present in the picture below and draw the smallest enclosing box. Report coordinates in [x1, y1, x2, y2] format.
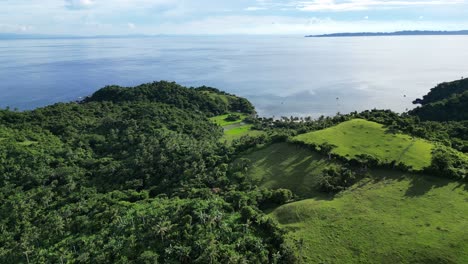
[209, 113, 249, 126]
[210, 113, 265, 143]
[270, 172, 468, 263]
[223, 124, 264, 143]
[239, 142, 335, 198]
[293, 119, 433, 170]
[238, 142, 468, 263]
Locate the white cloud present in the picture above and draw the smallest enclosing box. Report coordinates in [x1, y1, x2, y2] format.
[0, 23, 34, 33]
[65, 0, 95, 10]
[63, 0, 177, 11]
[245, 6, 268, 11]
[1, 0, 467, 35]
[296, 0, 465, 12]
[154, 15, 468, 35]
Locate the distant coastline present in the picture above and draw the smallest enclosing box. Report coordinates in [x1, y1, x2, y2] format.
[306, 30, 468, 38]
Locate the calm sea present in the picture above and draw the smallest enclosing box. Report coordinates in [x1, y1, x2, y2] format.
[0, 35, 467, 117]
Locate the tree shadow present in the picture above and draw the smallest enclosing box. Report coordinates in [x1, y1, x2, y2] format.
[249, 142, 336, 201]
[363, 168, 454, 197]
[404, 174, 451, 197]
[452, 181, 468, 192]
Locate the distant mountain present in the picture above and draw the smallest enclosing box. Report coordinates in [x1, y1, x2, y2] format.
[306, 30, 468, 37]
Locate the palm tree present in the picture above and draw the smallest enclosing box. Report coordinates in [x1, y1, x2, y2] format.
[153, 219, 173, 241]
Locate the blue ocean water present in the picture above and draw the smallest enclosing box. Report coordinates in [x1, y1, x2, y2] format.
[0, 35, 467, 117]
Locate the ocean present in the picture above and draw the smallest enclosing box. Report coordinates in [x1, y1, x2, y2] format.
[1, 35, 467, 117]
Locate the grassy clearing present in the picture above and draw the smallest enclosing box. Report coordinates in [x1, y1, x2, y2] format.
[209, 113, 249, 126]
[223, 124, 264, 143]
[210, 113, 265, 143]
[293, 118, 433, 170]
[270, 172, 468, 263]
[240, 142, 335, 198]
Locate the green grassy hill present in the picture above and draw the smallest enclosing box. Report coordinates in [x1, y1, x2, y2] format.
[293, 118, 433, 170]
[238, 141, 467, 263]
[270, 172, 468, 263]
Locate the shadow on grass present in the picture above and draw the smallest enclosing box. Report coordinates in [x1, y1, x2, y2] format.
[453, 181, 468, 192]
[404, 174, 451, 197]
[247, 142, 336, 201]
[261, 191, 334, 214]
[245, 142, 465, 215]
[362, 168, 457, 197]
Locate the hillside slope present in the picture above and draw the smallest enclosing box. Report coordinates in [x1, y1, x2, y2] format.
[239, 142, 334, 198]
[270, 172, 468, 263]
[236, 139, 467, 263]
[0, 82, 293, 263]
[292, 119, 433, 170]
[85, 81, 255, 116]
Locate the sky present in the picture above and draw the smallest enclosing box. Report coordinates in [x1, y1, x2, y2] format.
[1, 0, 468, 35]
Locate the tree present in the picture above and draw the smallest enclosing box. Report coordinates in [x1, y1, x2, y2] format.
[320, 143, 337, 160]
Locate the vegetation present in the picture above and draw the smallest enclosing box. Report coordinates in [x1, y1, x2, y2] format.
[270, 171, 468, 264]
[0, 82, 293, 263]
[223, 125, 265, 143]
[1, 77, 467, 263]
[209, 113, 249, 127]
[251, 110, 468, 153]
[235, 142, 336, 198]
[292, 119, 433, 170]
[425, 145, 468, 181]
[413, 77, 468, 105]
[411, 78, 468, 121]
[209, 113, 265, 143]
[86, 81, 255, 116]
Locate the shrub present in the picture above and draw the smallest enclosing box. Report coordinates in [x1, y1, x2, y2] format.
[270, 189, 293, 204]
[319, 166, 357, 193]
[225, 114, 242, 122]
[424, 145, 468, 181]
[240, 206, 258, 221]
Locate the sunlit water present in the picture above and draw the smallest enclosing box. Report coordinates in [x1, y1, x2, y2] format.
[1, 35, 467, 117]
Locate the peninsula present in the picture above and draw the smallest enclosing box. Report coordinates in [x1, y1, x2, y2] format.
[306, 30, 468, 37]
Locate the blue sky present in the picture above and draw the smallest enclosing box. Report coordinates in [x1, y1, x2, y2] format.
[1, 0, 468, 35]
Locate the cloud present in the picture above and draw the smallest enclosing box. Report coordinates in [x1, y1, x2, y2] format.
[64, 0, 176, 11]
[0, 23, 34, 32]
[295, 0, 465, 12]
[245, 7, 268, 11]
[1, 0, 467, 35]
[153, 15, 468, 35]
[65, 0, 95, 10]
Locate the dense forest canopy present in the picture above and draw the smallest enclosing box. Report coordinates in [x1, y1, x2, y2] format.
[0, 82, 292, 263]
[85, 81, 255, 116]
[410, 78, 468, 121]
[0, 80, 466, 263]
